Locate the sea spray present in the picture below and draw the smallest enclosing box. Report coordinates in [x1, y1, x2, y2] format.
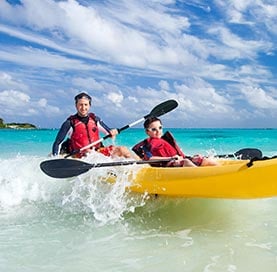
[0, 155, 55, 208]
[60, 152, 149, 224]
[0, 152, 152, 226]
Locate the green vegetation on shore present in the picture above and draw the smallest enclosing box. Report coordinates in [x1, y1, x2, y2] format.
[0, 118, 37, 129]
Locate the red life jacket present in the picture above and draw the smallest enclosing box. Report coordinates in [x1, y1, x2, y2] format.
[69, 113, 101, 155]
[132, 131, 185, 160]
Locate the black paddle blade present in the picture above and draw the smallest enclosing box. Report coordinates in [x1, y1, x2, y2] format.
[40, 159, 92, 178]
[217, 148, 263, 160]
[234, 148, 263, 160]
[145, 99, 178, 119]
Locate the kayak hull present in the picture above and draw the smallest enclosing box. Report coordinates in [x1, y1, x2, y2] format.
[122, 159, 277, 199]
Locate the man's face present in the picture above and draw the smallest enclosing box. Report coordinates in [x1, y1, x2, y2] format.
[76, 97, 91, 117]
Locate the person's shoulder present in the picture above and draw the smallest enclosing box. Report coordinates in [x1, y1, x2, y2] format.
[67, 113, 77, 120]
[88, 112, 98, 120]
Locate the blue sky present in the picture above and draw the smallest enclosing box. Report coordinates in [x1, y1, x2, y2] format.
[0, 0, 276, 129]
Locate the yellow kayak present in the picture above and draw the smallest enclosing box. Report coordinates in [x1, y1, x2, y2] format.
[40, 154, 277, 199]
[121, 158, 277, 199]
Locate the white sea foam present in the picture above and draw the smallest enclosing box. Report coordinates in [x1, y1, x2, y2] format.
[0, 153, 148, 225]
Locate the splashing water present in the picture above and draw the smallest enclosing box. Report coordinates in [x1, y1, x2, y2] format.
[0, 153, 149, 225]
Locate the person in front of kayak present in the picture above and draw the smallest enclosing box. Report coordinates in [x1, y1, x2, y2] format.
[52, 92, 133, 158]
[132, 117, 218, 167]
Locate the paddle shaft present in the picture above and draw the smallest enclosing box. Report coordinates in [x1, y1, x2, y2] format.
[82, 158, 173, 168]
[40, 158, 175, 178]
[78, 117, 145, 152]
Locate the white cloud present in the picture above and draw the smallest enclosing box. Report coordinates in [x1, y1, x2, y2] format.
[240, 86, 277, 109]
[0, 72, 29, 91]
[0, 0, 63, 28]
[106, 92, 124, 107]
[207, 25, 272, 59]
[0, 0, 274, 82]
[72, 77, 105, 91]
[0, 46, 91, 70]
[0, 0, 193, 69]
[0, 89, 60, 119]
[109, 0, 190, 33]
[215, 0, 277, 34]
[38, 98, 47, 107]
[173, 79, 234, 118]
[0, 90, 30, 106]
[159, 80, 170, 91]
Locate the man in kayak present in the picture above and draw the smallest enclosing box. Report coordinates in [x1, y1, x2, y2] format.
[132, 117, 218, 167]
[52, 92, 133, 158]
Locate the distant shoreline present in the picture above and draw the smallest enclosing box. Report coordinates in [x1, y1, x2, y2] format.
[0, 122, 37, 129]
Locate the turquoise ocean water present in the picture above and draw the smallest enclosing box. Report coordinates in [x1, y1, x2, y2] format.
[1, 128, 277, 271]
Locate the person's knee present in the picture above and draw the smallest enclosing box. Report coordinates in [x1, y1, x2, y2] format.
[112, 146, 131, 158]
[201, 157, 219, 166]
[120, 146, 132, 158]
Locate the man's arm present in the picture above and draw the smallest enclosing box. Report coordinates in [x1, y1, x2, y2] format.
[52, 120, 71, 155]
[95, 115, 112, 134]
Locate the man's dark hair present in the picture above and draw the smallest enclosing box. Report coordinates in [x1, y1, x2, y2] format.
[74, 92, 92, 105]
